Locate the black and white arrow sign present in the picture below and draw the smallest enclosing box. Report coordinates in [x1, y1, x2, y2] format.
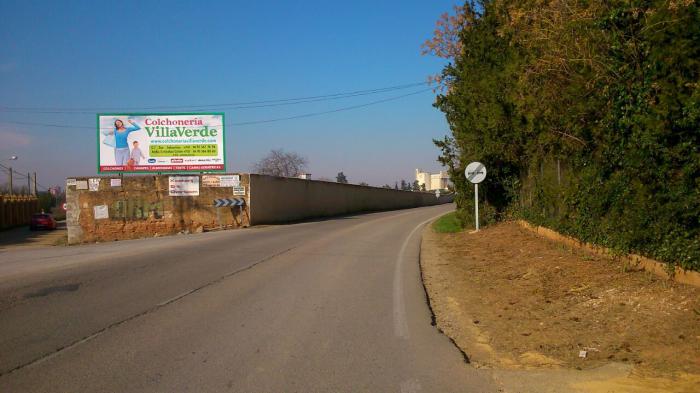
[213, 198, 246, 207]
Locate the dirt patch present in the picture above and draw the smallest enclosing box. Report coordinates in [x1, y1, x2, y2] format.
[421, 221, 700, 392]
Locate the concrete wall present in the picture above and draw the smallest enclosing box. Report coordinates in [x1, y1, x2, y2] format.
[66, 173, 453, 244]
[66, 174, 250, 244]
[249, 174, 452, 225]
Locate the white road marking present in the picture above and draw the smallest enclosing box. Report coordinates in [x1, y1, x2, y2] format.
[394, 211, 451, 340]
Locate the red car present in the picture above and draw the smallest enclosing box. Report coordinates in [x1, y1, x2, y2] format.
[30, 213, 57, 231]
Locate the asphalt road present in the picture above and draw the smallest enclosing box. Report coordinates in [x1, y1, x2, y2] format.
[0, 220, 66, 250]
[0, 204, 497, 392]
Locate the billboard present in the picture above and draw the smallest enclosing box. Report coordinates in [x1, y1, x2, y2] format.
[97, 113, 225, 173]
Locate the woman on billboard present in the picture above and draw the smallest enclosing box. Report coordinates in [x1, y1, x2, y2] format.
[106, 119, 141, 166]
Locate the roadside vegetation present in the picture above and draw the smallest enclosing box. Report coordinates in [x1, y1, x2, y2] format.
[432, 212, 464, 233]
[424, 1, 700, 272]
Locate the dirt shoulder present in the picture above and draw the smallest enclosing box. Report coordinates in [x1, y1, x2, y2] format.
[421, 221, 700, 392]
[0, 223, 67, 251]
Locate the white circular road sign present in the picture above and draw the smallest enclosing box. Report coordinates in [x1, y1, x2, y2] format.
[465, 162, 487, 184]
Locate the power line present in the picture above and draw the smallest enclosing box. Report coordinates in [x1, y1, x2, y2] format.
[0, 163, 49, 191]
[230, 88, 432, 126]
[0, 82, 429, 113]
[0, 87, 433, 130]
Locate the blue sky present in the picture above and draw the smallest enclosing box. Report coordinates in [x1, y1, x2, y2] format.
[0, 0, 456, 188]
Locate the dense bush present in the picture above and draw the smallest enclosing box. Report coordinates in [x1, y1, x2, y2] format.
[430, 1, 700, 271]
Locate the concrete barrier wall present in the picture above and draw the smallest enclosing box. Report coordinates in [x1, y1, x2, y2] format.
[249, 174, 452, 225]
[65, 173, 453, 244]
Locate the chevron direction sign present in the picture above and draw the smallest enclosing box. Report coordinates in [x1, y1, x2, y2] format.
[213, 198, 246, 207]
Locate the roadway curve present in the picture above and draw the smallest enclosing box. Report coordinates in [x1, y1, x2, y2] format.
[0, 204, 497, 392]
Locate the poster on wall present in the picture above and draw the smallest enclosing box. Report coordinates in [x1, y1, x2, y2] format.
[220, 175, 240, 187]
[201, 175, 222, 187]
[94, 205, 109, 220]
[97, 113, 225, 173]
[88, 178, 101, 191]
[169, 175, 200, 196]
[232, 185, 246, 196]
[202, 174, 240, 187]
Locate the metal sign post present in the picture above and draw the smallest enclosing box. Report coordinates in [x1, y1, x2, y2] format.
[465, 162, 487, 231]
[474, 183, 479, 231]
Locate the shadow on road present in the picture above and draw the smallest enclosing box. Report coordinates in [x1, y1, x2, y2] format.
[0, 221, 67, 251]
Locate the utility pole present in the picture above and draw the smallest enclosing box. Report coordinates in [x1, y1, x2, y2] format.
[27, 172, 31, 195]
[8, 167, 13, 195]
[33, 172, 37, 196]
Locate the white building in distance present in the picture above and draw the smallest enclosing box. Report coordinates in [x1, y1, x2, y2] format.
[416, 169, 450, 191]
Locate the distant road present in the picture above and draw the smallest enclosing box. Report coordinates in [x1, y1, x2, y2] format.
[0, 204, 497, 392]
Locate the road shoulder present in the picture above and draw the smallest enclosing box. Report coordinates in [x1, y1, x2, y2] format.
[420, 220, 700, 393]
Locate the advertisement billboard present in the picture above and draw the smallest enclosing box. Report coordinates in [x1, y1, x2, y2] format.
[97, 113, 225, 173]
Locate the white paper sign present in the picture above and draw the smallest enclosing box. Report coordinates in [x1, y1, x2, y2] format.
[94, 205, 109, 220]
[201, 175, 221, 187]
[76, 180, 88, 190]
[220, 175, 240, 187]
[233, 185, 246, 196]
[110, 178, 122, 187]
[66, 178, 77, 187]
[88, 178, 101, 191]
[169, 175, 200, 196]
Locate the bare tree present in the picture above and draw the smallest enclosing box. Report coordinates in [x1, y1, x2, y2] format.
[336, 172, 348, 184]
[252, 149, 308, 177]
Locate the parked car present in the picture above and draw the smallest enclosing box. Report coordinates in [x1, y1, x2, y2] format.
[30, 213, 57, 231]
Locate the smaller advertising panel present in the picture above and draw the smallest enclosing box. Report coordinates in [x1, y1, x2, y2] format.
[169, 175, 200, 196]
[202, 175, 222, 187]
[88, 178, 101, 191]
[94, 205, 109, 220]
[220, 175, 240, 187]
[233, 185, 246, 196]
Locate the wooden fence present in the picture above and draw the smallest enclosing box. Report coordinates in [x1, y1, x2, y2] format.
[0, 194, 40, 230]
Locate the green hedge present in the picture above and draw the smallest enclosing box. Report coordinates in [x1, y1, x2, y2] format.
[433, 1, 700, 272]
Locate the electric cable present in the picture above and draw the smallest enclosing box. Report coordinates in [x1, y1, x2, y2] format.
[0, 82, 429, 113]
[0, 87, 432, 129]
